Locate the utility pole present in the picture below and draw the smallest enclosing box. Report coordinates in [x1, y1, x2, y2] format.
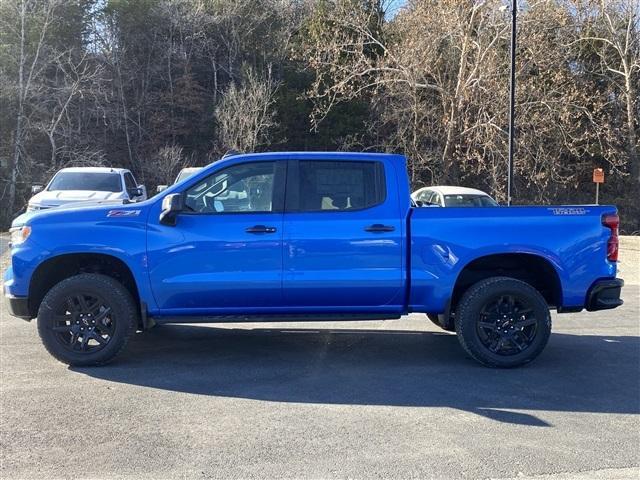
[507, 0, 517, 206]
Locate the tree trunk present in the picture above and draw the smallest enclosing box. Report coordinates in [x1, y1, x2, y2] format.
[49, 133, 56, 168]
[9, 0, 27, 217]
[114, 47, 134, 168]
[624, 71, 639, 185]
[441, 100, 458, 183]
[440, 7, 475, 183]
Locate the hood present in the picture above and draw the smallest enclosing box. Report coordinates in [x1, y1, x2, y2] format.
[30, 189, 125, 207]
[12, 199, 130, 228]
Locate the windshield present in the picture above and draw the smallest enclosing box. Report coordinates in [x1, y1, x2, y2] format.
[175, 168, 202, 183]
[48, 172, 123, 192]
[443, 194, 498, 207]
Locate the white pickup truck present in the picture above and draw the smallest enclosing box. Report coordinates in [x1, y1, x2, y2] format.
[27, 167, 147, 212]
[156, 167, 203, 193]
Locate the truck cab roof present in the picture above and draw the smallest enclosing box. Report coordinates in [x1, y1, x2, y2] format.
[56, 167, 131, 174]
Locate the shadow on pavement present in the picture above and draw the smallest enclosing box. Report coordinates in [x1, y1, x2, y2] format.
[75, 324, 640, 427]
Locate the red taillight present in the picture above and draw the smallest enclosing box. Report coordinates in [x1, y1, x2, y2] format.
[602, 213, 619, 262]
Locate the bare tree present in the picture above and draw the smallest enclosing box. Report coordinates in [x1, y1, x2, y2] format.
[154, 145, 192, 186]
[36, 52, 104, 168]
[216, 65, 280, 152]
[1, 0, 61, 216]
[301, 0, 509, 184]
[573, 0, 640, 184]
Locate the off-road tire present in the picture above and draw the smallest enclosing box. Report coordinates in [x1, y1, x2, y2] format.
[455, 276, 551, 368]
[37, 273, 137, 366]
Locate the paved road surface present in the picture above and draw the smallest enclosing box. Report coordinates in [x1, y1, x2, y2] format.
[1, 248, 638, 479]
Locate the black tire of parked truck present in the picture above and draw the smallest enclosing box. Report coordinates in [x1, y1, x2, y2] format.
[426, 313, 456, 332]
[37, 274, 137, 366]
[455, 276, 552, 368]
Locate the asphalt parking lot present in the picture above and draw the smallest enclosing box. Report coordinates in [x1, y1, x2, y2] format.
[1, 237, 638, 479]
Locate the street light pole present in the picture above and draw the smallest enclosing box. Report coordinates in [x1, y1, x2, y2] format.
[507, 0, 517, 206]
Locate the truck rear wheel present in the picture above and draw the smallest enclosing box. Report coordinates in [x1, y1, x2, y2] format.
[37, 274, 137, 366]
[455, 277, 551, 368]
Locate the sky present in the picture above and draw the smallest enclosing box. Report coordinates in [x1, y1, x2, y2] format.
[385, 0, 407, 18]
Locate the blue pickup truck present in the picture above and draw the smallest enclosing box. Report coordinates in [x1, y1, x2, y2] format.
[4, 152, 624, 368]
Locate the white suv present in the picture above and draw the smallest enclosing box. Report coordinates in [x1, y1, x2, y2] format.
[411, 186, 498, 207]
[27, 167, 147, 212]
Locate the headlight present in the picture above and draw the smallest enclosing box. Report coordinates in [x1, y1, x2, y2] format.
[26, 204, 41, 212]
[9, 226, 32, 246]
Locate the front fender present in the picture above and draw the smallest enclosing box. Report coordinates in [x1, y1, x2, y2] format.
[6, 207, 155, 311]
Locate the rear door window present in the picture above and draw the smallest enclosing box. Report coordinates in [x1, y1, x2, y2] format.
[287, 160, 386, 212]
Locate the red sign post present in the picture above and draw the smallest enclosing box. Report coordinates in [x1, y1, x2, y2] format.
[593, 168, 604, 204]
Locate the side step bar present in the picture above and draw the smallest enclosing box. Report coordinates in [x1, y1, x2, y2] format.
[152, 313, 402, 324]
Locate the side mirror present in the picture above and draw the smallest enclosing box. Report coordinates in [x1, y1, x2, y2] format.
[156, 185, 168, 193]
[415, 200, 425, 207]
[31, 185, 44, 194]
[128, 187, 144, 198]
[159, 193, 184, 226]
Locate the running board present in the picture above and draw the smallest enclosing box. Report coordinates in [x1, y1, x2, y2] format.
[152, 313, 402, 324]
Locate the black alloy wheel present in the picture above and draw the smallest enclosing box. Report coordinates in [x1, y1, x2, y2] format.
[51, 293, 115, 353]
[476, 294, 538, 356]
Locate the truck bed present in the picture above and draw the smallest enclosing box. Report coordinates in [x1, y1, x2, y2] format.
[408, 205, 618, 313]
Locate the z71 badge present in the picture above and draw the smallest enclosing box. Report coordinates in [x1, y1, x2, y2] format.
[107, 210, 141, 217]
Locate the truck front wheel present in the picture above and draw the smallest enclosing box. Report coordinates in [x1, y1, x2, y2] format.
[455, 277, 551, 368]
[37, 274, 137, 366]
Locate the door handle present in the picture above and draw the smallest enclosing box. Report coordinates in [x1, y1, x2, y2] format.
[246, 225, 277, 234]
[364, 224, 395, 233]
